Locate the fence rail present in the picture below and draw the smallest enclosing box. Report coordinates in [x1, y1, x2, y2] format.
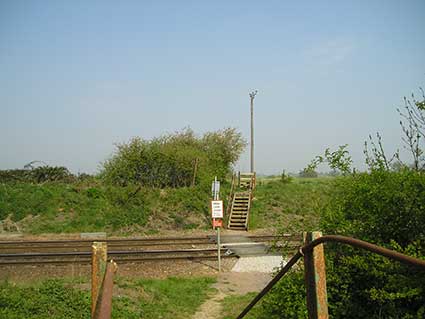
[237, 233, 425, 319]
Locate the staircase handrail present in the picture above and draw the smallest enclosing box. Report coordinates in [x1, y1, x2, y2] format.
[225, 174, 236, 224]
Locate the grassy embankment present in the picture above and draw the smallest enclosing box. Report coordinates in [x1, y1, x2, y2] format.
[0, 176, 333, 235]
[0, 180, 214, 235]
[250, 176, 334, 232]
[0, 276, 216, 319]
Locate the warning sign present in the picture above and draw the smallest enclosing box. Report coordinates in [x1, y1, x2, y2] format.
[211, 200, 223, 219]
[212, 219, 223, 228]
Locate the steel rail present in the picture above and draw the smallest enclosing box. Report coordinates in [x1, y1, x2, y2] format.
[0, 247, 229, 258]
[236, 235, 425, 319]
[0, 241, 213, 250]
[0, 236, 212, 245]
[0, 241, 300, 252]
[0, 234, 298, 246]
[0, 253, 236, 265]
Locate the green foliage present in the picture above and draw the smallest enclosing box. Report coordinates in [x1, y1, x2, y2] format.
[0, 276, 215, 319]
[222, 271, 307, 319]
[250, 177, 332, 232]
[251, 171, 425, 319]
[131, 277, 216, 319]
[306, 145, 353, 175]
[258, 270, 307, 319]
[221, 292, 261, 319]
[0, 179, 215, 234]
[320, 170, 425, 318]
[364, 132, 400, 172]
[298, 168, 318, 178]
[101, 127, 246, 188]
[0, 166, 77, 184]
[0, 279, 91, 319]
[321, 170, 425, 246]
[280, 170, 293, 184]
[397, 88, 425, 171]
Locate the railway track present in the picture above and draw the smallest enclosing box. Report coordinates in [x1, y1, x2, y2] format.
[0, 234, 300, 266]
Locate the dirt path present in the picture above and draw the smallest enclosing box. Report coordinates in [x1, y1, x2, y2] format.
[192, 272, 272, 319]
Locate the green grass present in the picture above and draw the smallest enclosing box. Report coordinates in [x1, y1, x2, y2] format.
[0, 176, 333, 235]
[250, 177, 334, 232]
[0, 276, 216, 319]
[220, 292, 261, 319]
[0, 180, 212, 234]
[0, 279, 91, 319]
[117, 276, 216, 319]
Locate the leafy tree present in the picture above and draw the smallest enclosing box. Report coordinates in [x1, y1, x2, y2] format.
[305, 145, 353, 175]
[364, 132, 399, 171]
[365, 87, 425, 172]
[101, 127, 246, 187]
[397, 87, 425, 170]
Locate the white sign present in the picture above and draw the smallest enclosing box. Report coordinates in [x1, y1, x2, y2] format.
[211, 200, 223, 218]
[211, 181, 220, 199]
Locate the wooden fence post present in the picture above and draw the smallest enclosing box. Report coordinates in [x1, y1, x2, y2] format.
[191, 158, 199, 187]
[303, 231, 329, 319]
[92, 242, 107, 318]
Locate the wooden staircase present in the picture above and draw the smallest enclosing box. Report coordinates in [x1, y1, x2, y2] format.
[228, 192, 251, 230]
[227, 172, 256, 231]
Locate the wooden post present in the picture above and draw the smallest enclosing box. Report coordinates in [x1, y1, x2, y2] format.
[92, 242, 107, 318]
[191, 158, 199, 187]
[303, 232, 329, 319]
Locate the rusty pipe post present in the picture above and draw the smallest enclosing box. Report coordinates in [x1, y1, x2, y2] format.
[91, 242, 107, 317]
[93, 260, 118, 319]
[303, 232, 329, 319]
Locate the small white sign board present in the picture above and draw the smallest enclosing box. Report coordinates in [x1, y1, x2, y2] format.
[211, 181, 220, 198]
[211, 200, 223, 218]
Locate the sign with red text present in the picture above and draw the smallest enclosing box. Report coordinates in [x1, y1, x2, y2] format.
[211, 200, 223, 219]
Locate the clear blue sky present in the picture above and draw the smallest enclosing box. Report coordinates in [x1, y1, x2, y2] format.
[1, 1, 424, 174]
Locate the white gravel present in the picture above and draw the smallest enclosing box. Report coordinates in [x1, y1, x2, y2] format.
[231, 256, 287, 273]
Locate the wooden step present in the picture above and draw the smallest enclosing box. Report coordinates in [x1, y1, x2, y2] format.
[229, 223, 246, 227]
[228, 189, 252, 231]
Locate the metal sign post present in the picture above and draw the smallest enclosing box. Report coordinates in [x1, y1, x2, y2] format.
[210, 177, 222, 272]
[217, 226, 221, 272]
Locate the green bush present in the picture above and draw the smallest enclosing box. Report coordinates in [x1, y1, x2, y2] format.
[253, 170, 425, 319]
[320, 170, 425, 318]
[321, 170, 425, 247]
[0, 166, 75, 184]
[101, 128, 246, 188]
[257, 270, 307, 319]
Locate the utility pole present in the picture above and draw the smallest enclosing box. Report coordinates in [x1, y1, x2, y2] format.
[249, 90, 258, 173]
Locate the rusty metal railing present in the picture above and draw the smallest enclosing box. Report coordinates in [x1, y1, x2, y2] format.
[236, 233, 425, 319]
[91, 242, 118, 319]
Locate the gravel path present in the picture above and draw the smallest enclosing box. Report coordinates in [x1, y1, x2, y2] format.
[192, 258, 283, 319]
[232, 255, 286, 273]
